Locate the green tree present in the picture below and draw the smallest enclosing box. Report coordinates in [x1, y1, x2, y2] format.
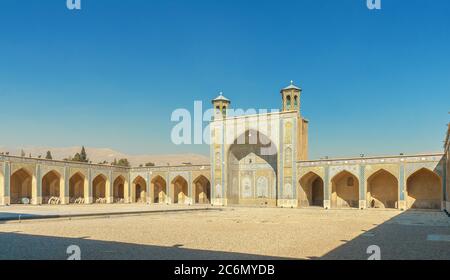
[112, 158, 130, 167]
[72, 153, 82, 162]
[20, 149, 25, 157]
[117, 158, 130, 167]
[45, 151, 53, 160]
[80, 146, 88, 162]
[71, 147, 88, 162]
[145, 162, 155, 167]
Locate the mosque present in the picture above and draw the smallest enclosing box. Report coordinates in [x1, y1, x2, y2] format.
[0, 82, 449, 212]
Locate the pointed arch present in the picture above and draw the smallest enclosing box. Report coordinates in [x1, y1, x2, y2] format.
[11, 166, 33, 177]
[227, 129, 278, 206]
[331, 170, 359, 208]
[42, 170, 63, 204]
[10, 168, 33, 204]
[367, 169, 398, 209]
[132, 175, 147, 203]
[171, 175, 189, 204]
[92, 174, 107, 203]
[151, 175, 167, 204]
[299, 171, 324, 207]
[69, 172, 85, 203]
[193, 175, 210, 204]
[406, 168, 442, 209]
[286, 95, 291, 108]
[113, 175, 125, 203]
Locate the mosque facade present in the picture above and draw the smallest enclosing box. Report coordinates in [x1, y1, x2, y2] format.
[0, 82, 448, 212]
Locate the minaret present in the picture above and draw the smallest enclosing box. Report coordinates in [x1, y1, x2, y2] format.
[281, 80, 302, 113]
[212, 92, 231, 119]
[281, 80, 308, 162]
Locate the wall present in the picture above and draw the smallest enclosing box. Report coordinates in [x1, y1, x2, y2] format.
[298, 153, 445, 210]
[446, 125, 450, 212]
[331, 172, 359, 208]
[367, 171, 398, 209]
[0, 155, 211, 206]
[0, 152, 446, 210]
[406, 169, 442, 209]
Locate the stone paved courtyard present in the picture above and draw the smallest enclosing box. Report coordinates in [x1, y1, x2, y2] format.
[0, 206, 449, 260]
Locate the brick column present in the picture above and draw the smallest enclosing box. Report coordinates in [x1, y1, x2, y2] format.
[61, 166, 69, 204]
[398, 164, 406, 210]
[106, 171, 113, 204]
[359, 165, 366, 209]
[1, 162, 10, 205]
[323, 166, 330, 209]
[32, 164, 42, 205]
[86, 168, 93, 204]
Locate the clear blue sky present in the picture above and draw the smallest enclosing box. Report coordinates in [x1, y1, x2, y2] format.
[0, 0, 449, 159]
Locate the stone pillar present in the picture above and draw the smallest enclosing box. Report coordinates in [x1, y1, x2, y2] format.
[86, 169, 93, 204]
[1, 162, 11, 205]
[124, 174, 130, 203]
[61, 166, 69, 204]
[398, 164, 406, 210]
[442, 162, 446, 211]
[59, 176, 66, 205]
[106, 171, 113, 204]
[210, 132, 215, 205]
[170, 181, 175, 204]
[292, 117, 298, 204]
[150, 179, 155, 204]
[32, 164, 42, 205]
[0, 168, 4, 206]
[359, 165, 366, 209]
[166, 173, 171, 204]
[276, 118, 284, 208]
[130, 181, 136, 203]
[323, 166, 331, 209]
[192, 180, 198, 205]
[187, 172, 192, 205]
[211, 121, 226, 207]
[146, 172, 151, 204]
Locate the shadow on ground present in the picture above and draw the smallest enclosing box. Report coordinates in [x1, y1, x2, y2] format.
[0, 213, 52, 224]
[0, 231, 292, 260]
[0, 209, 449, 260]
[319, 210, 450, 260]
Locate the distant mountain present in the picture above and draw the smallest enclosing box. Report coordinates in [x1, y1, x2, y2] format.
[0, 146, 210, 167]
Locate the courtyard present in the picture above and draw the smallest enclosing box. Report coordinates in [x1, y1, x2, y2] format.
[0, 205, 449, 260]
